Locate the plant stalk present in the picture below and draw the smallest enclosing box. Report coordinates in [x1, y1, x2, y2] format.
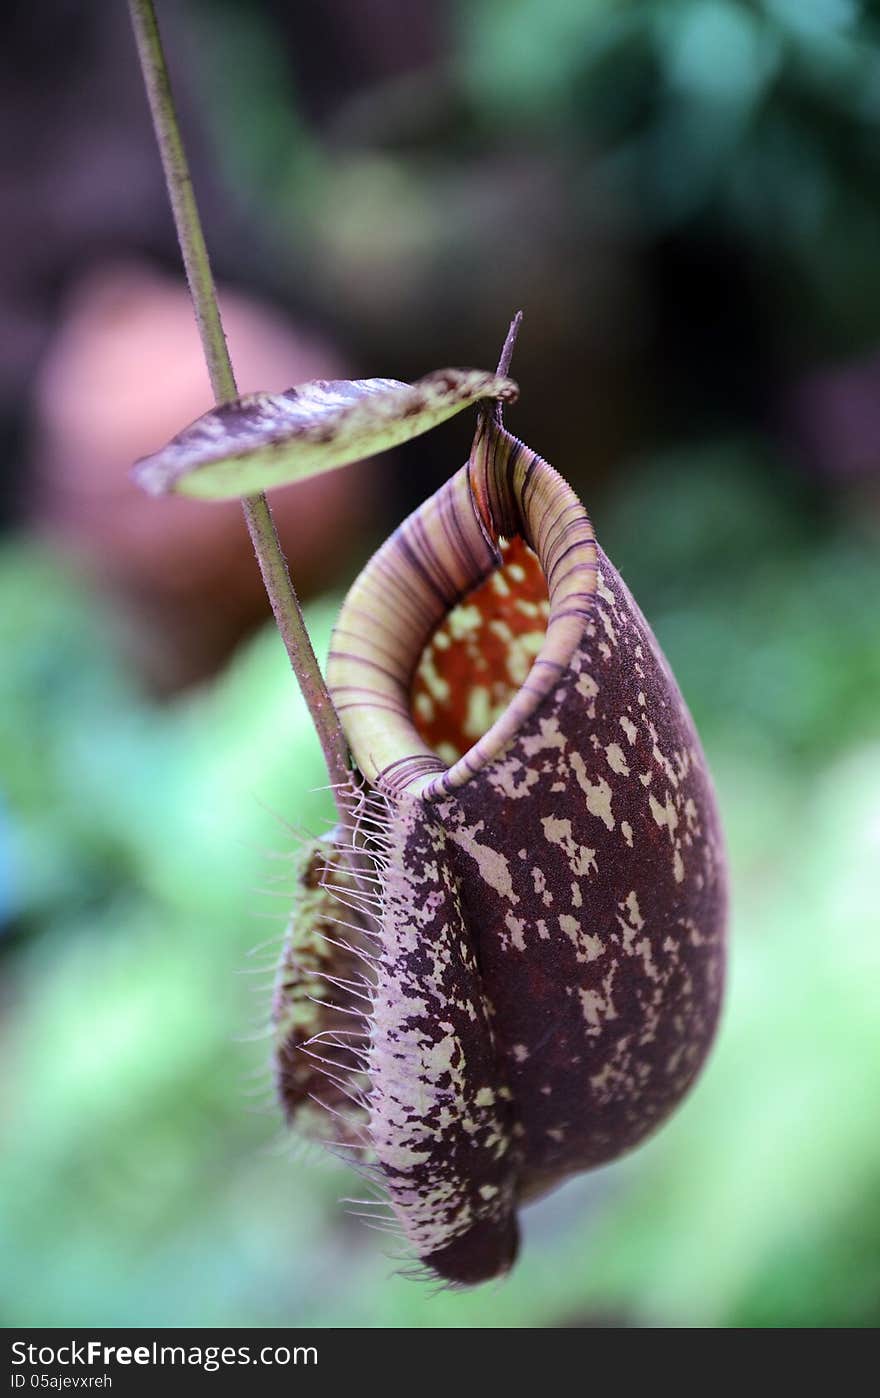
[127, 0, 352, 806]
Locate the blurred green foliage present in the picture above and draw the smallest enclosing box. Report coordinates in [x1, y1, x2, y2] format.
[2, 448, 878, 1327]
[462, 0, 880, 347]
[192, 0, 880, 362]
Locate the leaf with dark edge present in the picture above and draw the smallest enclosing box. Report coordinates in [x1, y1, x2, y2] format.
[132, 370, 519, 500]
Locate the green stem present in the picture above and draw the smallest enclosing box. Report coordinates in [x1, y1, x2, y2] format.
[127, 0, 352, 805]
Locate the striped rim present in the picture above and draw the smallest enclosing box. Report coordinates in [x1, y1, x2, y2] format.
[327, 420, 598, 800]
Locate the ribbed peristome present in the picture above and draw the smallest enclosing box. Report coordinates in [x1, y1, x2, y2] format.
[327, 418, 598, 798]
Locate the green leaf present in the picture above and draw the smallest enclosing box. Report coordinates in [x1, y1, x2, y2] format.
[132, 369, 518, 500]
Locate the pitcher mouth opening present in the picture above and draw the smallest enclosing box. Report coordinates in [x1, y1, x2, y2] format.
[410, 534, 551, 768]
[327, 427, 599, 801]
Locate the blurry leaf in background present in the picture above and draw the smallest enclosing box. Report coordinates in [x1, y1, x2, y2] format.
[455, 0, 880, 361]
